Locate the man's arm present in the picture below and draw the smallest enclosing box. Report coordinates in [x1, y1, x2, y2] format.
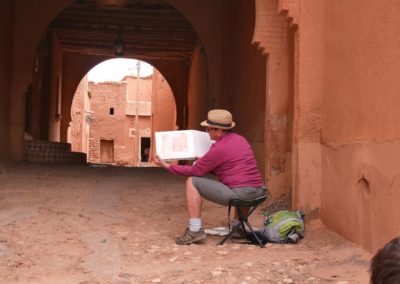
[154, 154, 170, 169]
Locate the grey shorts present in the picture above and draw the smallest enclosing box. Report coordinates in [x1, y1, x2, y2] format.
[191, 176, 267, 206]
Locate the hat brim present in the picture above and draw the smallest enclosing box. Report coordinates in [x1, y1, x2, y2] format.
[200, 120, 235, 129]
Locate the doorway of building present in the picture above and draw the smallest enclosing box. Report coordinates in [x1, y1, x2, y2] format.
[100, 139, 114, 164]
[140, 137, 151, 163]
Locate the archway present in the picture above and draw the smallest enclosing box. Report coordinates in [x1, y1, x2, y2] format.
[6, 0, 267, 182]
[68, 58, 177, 167]
[7, 0, 206, 160]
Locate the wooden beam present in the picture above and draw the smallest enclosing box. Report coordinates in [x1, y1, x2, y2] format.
[50, 0, 198, 62]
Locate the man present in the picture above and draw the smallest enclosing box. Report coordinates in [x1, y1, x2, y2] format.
[155, 109, 267, 245]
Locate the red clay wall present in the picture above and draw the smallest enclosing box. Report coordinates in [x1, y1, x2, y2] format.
[168, 0, 232, 108]
[9, 0, 70, 159]
[48, 33, 63, 142]
[187, 45, 208, 130]
[30, 42, 51, 141]
[0, 0, 13, 159]
[252, 0, 400, 252]
[125, 76, 152, 102]
[60, 52, 110, 143]
[320, 0, 400, 252]
[252, 0, 295, 199]
[150, 69, 178, 163]
[292, 0, 323, 219]
[230, 0, 267, 179]
[69, 77, 88, 153]
[88, 82, 138, 166]
[124, 76, 153, 163]
[144, 59, 187, 129]
[151, 69, 177, 133]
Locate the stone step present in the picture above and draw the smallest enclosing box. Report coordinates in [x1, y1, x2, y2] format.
[23, 140, 87, 164]
[24, 140, 71, 152]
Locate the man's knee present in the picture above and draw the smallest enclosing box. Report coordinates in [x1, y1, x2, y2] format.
[186, 177, 193, 187]
[186, 177, 199, 193]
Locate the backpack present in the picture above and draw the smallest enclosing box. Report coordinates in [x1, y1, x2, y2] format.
[262, 210, 305, 243]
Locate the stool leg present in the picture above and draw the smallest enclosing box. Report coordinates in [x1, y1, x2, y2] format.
[245, 220, 265, 248]
[217, 225, 239, 245]
[239, 205, 265, 248]
[217, 210, 247, 245]
[217, 231, 230, 245]
[218, 202, 266, 247]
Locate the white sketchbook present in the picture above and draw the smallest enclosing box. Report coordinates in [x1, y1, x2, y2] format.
[155, 130, 213, 160]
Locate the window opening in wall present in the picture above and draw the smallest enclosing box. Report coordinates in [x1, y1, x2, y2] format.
[110, 107, 114, 115]
[140, 137, 151, 162]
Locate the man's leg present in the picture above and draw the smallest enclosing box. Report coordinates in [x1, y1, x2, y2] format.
[175, 177, 206, 245]
[186, 177, 202, 218]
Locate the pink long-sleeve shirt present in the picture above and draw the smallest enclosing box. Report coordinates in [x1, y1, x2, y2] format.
[167, 132, 264, 188]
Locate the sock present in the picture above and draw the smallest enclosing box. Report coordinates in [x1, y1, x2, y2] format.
[231, 219, 240, 228]
[189, 218, 202, 232]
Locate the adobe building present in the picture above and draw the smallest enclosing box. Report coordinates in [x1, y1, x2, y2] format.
[69, 70, 176, 166]
[1, 0, 400, 253]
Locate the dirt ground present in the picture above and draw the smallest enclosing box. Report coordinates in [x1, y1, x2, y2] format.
[0, 163, 372, 284]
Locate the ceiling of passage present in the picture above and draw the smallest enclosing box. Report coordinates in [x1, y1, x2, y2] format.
[49, 0, 199, 61]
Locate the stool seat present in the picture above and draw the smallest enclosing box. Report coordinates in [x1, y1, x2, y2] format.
[229, 196, 266, 207]
[218, 195, 267, 247]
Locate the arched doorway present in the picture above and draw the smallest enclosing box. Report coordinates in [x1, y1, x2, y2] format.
[6, 0, 267, 182]
[69, 58, 177, 167]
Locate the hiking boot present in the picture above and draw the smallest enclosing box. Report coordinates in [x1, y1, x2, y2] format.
[175, 227, 207, 245]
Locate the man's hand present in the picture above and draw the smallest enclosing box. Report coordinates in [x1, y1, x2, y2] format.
[154, 154, 170, 169]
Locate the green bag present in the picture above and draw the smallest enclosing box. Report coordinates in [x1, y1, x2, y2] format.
[262, 210, 305, 243]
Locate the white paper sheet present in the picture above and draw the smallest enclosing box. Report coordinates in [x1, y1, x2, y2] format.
[155, 130, 213, 160]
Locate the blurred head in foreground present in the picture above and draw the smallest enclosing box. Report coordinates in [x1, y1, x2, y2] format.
[371, 237, 400, 284]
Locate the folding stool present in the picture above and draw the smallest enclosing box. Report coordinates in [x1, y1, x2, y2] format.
[217, 195, 267, 248]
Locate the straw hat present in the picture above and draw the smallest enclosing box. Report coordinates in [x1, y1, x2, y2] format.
[200, 109, 235, 129]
